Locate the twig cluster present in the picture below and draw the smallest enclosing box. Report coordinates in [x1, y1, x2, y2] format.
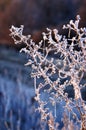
[10, 15, 86, 130]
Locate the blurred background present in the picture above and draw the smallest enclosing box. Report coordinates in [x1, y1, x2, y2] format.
[0, 0, 86, 46]
[0, 0, 86, 129]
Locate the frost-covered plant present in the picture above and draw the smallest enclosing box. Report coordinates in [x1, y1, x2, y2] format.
[10, 15, 86, 130]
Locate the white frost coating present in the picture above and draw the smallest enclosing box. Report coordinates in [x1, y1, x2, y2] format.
[10, 15, 86, 130]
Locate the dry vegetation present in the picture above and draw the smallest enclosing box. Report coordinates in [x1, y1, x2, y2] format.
[10, 15, 86, 130]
